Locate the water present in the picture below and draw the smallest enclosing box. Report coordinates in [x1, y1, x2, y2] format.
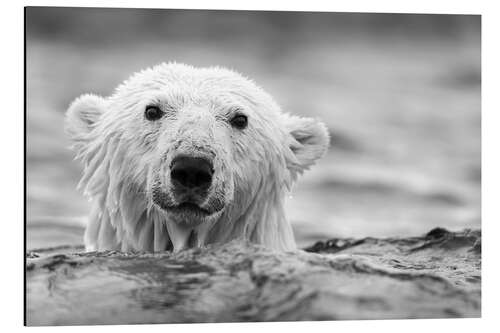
[26, 229, 481, 325]
[26, 11, 480, 250]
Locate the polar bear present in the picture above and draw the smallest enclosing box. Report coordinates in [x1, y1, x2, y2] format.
[66, 63, 329, 252]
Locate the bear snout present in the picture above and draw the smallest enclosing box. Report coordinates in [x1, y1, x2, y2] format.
[170, 155, 214, 193]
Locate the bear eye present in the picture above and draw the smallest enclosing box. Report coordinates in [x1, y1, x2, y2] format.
[144, 106, 164, 121]
[230, 114, 248, 129]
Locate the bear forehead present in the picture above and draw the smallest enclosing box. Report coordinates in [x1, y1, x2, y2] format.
[113, 63, 271, 101]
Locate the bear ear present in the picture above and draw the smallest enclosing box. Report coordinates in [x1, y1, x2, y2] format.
[284, 114, 330, 176]
[65, 94, 106, 144]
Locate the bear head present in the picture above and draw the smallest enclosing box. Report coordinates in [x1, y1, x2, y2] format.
[66, 63, 329, 251]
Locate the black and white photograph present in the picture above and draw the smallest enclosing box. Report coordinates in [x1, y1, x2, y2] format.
[24, 5, 482, 326]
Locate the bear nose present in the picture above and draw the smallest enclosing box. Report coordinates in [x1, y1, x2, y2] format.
[170, 156, 214, 190]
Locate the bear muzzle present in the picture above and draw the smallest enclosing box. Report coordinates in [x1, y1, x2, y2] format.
[170, 155, 214, 193]
[168, 154, 217, 209]
[151, 153, 225, 218]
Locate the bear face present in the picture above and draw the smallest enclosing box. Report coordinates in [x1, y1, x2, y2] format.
[66, 63, 329, 252]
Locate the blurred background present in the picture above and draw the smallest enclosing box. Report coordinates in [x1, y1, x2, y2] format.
[26, 7, 480, 250]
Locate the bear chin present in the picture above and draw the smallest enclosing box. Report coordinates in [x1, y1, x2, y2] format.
[152, 186, 226, 223]
[161, 202, 222, 225]
[163, 206, 222, 251]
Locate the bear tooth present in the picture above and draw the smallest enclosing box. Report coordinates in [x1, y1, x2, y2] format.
[165, 222, 192, 252]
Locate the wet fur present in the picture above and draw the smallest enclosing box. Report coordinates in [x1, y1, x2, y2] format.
[66, 63, 329, 252]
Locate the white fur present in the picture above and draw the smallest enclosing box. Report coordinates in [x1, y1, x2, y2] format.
[65, 63, 329, 252]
